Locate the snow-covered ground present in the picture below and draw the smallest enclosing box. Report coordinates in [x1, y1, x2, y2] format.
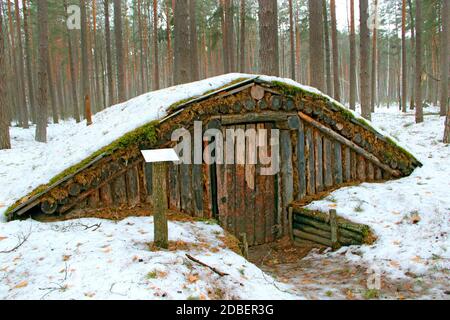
[0, 73, 448, 299]
[307, 106, 449, 282]
[0, 217, 297, 300]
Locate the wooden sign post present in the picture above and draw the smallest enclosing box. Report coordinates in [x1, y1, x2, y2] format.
[141, 149, 180, 250]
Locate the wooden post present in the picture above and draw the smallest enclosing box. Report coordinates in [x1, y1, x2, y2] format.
[288, 207, 294, 241]
[330, 209, 340, 250]
[153, 162, 169, 249]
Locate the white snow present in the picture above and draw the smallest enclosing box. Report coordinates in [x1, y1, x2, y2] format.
[0, 217, 297, 300]
[306, 106, 449, 280]
[0, 74, 448, 299]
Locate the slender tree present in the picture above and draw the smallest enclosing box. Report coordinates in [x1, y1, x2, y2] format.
[35, 0, 49, 143]
[22, 0, 36, 123]
[104, 0, 115, 105]
[401, 0, 407, 112]
[289, 0, 295, 80]
[114, 0, 126, 102]
[0, 4, 11, 149]
[415, 0, 423, 123]
[349, 0, 357, 110]
[322, 0, 332, 95]
[80, 0, 92, 125]
[440, 0, 449, 118]
[173, 0, 190, 84]
[258, 0, 279, 76]
[309, 0, 324, 90]
[370, 0, 378, 112]
[154, 0, 161, 88]
[223, 0, 236, 73]
[239, 0, 246, 73]
[360, 0, 371, 120]
[189, 0, 199, 81]
[14, 0, 29, 128]
[330, 0, 341, 101]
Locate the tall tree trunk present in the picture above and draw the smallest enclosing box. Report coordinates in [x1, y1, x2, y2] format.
[401, 0, 407, 112]
[330, 0, 341, 101]
[80, 0, 92, 125]
[223, 0, 235, 73]
[22, 0, 36, 123]
[104, 0, 115, 106]
[114, 0, 126, 102]
[360, 0, 371, 120]
[154, 0, 161, 88]
[36, 0, 49, 143]
[322, 0, 332, 95]
[289, 0, 295, 80]
[47, 50, 59, 123]
[64, 0, 80, 122]
[440, 0, 449, 118]
[258, 0, 279, 76]
[349, 0, 356, 110]
[239, 0, 246, 73]
[309, 0, 324, 90]
[165, 0, 173, 86]
[173, 0, 190, 84]
[415, 0, 423, 123]
[408, 0, 416, 109]
[14, 0, 29, 128]
[0, 6, 11, 149]
[370, 0, 378, 112]
[189, 0, 199, 81]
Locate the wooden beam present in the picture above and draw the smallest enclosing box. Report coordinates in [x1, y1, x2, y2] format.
[298, 112, 401, 177]
[213, 111, 296, 126]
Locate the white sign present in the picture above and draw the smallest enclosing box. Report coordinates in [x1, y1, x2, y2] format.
[141, 149, 180, 163]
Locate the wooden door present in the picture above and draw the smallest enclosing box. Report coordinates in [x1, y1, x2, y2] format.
[215, 123, 278, 246]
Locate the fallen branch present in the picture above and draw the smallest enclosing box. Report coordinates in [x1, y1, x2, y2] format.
[186, 254, 229, 277]
[0, 229, 32, 254]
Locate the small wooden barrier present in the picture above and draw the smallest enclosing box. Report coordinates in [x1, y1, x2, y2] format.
[289, 206, 376, 249]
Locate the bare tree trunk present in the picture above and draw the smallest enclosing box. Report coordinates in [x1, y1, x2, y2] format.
[289, 0, 295, 80]
[114, 0, 126, 102]
[440, 0, 449, 117]
[14, 0, 29, 128]
[189, 0, 199, 81]
[349, 0, 356, 110]
[401, 0, 407, 112]
[174, 0, 190, 84]
[22, 0, 35, 123]
[36, 0, 49, 143]
[223, 0, 235, 73]
[322, 0, 332, 95]
[295, 5, 301, 82]
[80, 0, 92, 125]
[48, 50, 59, 124]
[0, 5, 11, 149]
[104, 0, 115, 106]
[154, 0, 161, 88]
[330, 0, 341, 101]
[239, 0, 246, 73]
[415, 0, 423, 123]
[165, 0, 173, 86]
[309, 0, 324, 90]
[360, 0, 371, 120]
[408, 0, 415, 109]
[370, 0, 378, 112]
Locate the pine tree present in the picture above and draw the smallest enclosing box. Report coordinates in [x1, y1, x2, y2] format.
[349, 0, 357, 110]
[0, 4, 11, 149]
[360, 0, 372, 120]
[415, 0, 423, 123]
[114, 0, 126, 102]
[309, 0, 324, 90]
[174, 0, 190, 84]
[330, 0, 341, 101]
[258, 0, 279, 76]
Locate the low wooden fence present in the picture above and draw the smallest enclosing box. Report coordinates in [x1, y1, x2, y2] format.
[289, 206, 376, 249]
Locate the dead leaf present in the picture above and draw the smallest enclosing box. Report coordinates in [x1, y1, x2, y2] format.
[188, 274, 199, 283]
[328, 204, 338, 208]
[63, 255, 71, 262]
[0, 236, 7, 241]
[389, 260, 400, 268]
[345, 289, 355, 300]
[411, 256, 425, 264]
[13, 281, 28, 289]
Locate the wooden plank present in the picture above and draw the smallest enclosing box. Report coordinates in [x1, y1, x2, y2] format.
[350, 150, 358, 181]
[357, 155, 367, 181]
[323, 137, 333, 188]
[193, 162, 204, 218]
[224, 126, 236, 234]
[235, 124, 247, 239]
[298, 112, 401, 177]
[126, 166, 140, 207]
[367, 162, 375, 181]
[137, 161, 148, 204]
[314, 131, 324, 192]
[144, 163, 153, 202]
[255, 124, 267, 245]
[214, 111, 294, 125]
[99, 183, 113, 207]
[264, 123, 276, 243]
[180, 162, 193, 215]
[296, 119, 307, 200]
[87, 190, 100, 209]
[330, 209, 339, 249]
[112, 175, 127, 207]
[333, 142, 343, 185]
[343, 147, 352, 182]
[305, 126, 316, 195]
[280, 130, 294, 238]
[375, 167, 383, 180]
[245, 124, 256, 246]
[168, 163, 181, 211]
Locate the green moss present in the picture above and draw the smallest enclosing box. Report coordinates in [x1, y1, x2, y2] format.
[5, 121, 159, 217]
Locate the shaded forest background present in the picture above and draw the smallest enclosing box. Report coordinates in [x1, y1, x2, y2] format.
[0, 0, 448, 146]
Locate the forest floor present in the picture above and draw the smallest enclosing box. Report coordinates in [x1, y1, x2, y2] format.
[249, 105, 449, 300]
[0, 101, 448, 300]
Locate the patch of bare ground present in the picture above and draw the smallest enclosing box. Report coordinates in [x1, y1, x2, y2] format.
[249, 238, 449, 300]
